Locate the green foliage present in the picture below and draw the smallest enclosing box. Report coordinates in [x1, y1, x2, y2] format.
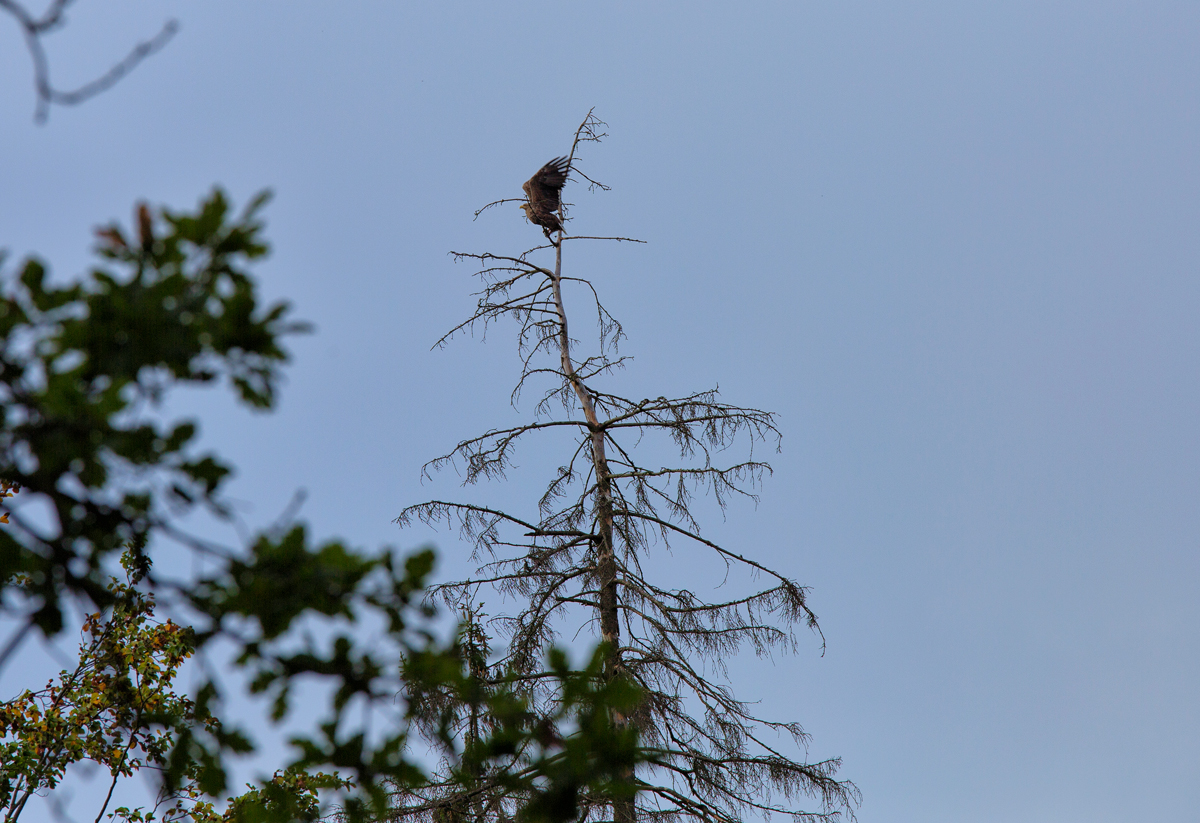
[0, 551, 365, 823]
[173, 529, 439, 813]
[0, 189, 306, 637]
[0, 192, 645, 823]
[417, 644, 644, 823]
[0, 552, 196, 822]
[111, 769, 355, 823]
[183, 529, 647, 823]
[1, 541, 643, 823]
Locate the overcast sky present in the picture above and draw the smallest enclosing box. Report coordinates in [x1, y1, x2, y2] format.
[2, 2, 1199, 822]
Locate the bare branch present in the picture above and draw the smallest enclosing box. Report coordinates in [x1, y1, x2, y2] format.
[0, 0, 178, 123]
[561, 236, 647, 244]
[473, 197, 525, 220]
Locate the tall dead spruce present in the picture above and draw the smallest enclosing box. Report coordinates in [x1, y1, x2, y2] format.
[394, 113, 858, 823]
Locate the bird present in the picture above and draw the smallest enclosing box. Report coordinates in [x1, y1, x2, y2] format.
[520, 156, 570, 240]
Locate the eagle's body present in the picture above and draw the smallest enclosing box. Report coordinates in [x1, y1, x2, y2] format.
[521, 156, 569, 238]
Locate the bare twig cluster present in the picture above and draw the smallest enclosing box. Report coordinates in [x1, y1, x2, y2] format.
[395, 111, 858, 823]
[0, 0, 177, 123]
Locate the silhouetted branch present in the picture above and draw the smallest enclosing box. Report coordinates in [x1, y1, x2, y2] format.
[561, 236, 646, 244]
[473, 197, 525, 220]
[0, 0, 177, 123]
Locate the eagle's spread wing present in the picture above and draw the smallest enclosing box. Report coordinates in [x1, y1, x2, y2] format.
[522, 156, 570, 235]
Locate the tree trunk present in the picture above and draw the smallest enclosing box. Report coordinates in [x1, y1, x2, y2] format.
[551, 241, 635, 823]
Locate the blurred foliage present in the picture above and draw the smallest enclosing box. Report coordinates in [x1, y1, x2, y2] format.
[0, 481, 15, 524]
[399, 641, 643, 823]
[0, 193, 642, 822]
[0, 189, 303, 637]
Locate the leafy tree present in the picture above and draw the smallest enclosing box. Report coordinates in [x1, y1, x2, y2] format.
[0, 544, 352, 823]
[1, 548, 195, 823]
[397, 112, 859, 823]
[0, 192, 641, 822]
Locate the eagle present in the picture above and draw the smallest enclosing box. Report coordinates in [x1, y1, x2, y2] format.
[520, 156, 570, 239]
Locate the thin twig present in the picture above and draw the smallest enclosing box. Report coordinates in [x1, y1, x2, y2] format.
[560, 236, 646, 244]
[474, 197, 525, 220]
[0, 1, 178, 123]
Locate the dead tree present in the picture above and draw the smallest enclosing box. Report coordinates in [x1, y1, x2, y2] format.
[395, 111, 859, 823]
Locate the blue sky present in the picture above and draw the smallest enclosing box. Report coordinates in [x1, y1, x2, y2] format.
[2, 2, 1199, 821]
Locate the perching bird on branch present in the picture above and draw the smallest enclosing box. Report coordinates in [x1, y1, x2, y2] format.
[520, 156, 570, 239]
